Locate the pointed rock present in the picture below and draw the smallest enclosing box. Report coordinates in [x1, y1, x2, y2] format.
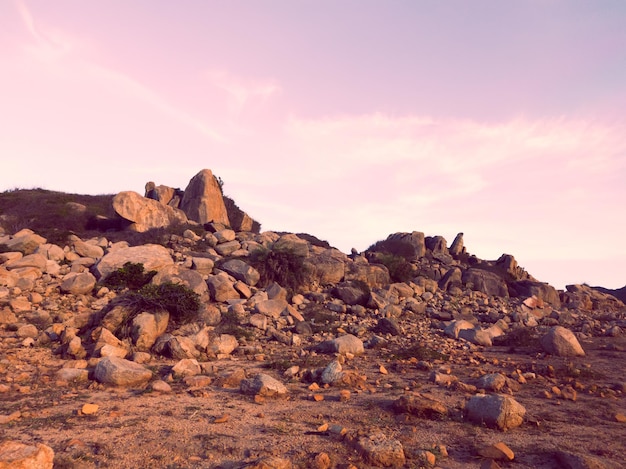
[180, 169, 229, 225]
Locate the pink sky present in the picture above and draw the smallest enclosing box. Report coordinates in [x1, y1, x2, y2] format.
[1, 1, 625, 289]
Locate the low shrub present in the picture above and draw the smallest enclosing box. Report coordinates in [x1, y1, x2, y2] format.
[367, 238, 416, 259]
[376, 253, 414, 283]
[248, 247, 310, 292]
[117, 282, 201, 325]
[102, 262, 157, 291]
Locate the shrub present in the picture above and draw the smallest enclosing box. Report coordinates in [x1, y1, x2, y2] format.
[376, 253, 414, 283]
[367, 238, 416, 259]
[102, 262, 157, 291]
[248, 247, 310, 292]
[117, 282, 201, 325]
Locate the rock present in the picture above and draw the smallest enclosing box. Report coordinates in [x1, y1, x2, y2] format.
[356, 432, 406, 467]
[207, 274, 240, 302]
[244, 456, 292, 469]
[60, 272, 96, 295]
[459, 328, 493, 347]
[71, 237, 104, 259]
[445, 320, 476, 339]
[476, 374, 507, 392]
[214, 229, 236, 243]
[382, 231, 426, 260]
[220, 259, 260, 286]
[345, 263, 391, 289]
[150, 380, 172, 393]
[113, 190, 188, 232]
[0, 440, 54, 469]
[465, 394, 526, 430]
[255, 299, 288, 319]
[93, 244, 174, 280]
[35, 243, 65, 262]
[376, 317, 402, 336]
[179, 169, 229, 225]
[449, 232, 465, 257]
[240, 373, 288, 397]
[81, 403, 99, 415]
[540, 326, 585, 357]
[3, 229, 47, 255]
[477, 442, 514, 461]
[508, 280, 561, 308]
[154, 335, 200, 359]
[131, 311, 169, 350]
[333, 281, 370, 306]
[152, 267, 208, 297]
[4, 253, 47, 271]
[208, 334, 238, 355]
[171, 358, 201, 377]
[273, 234, 309, 257]
[321, 360, 344, 384]
[555, 450, 614, 469]
[16, 324, 38, 338]
[315, 334, 365, 355]
[462, 268, 509, 297]
[439, 267, 462, 291]
[56, 368, 89, 384]
[392, 393, 448, 418]
[93, 357, 152, 387]
[306, 249, 346, 285]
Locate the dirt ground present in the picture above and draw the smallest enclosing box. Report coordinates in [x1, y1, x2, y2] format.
[1, 333, 625, 469]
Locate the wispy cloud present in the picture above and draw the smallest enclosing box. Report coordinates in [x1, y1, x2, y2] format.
[205, 69, 280, 114]
[15, 0, 73, 62]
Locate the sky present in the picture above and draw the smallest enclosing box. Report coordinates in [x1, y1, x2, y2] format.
[1, 1, 625, 290]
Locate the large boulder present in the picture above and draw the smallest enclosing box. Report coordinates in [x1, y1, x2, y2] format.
[179, 169, 229, 225]
[60, 272, 97, 295]
[92, 244, 174, 280]
[0, 440, 54, 469]
[380, 231, 426, 261]
[508, 280, 561, 308]
[221, 259, 260, 286]
[113, 191, 188, 232]
[305, 249, 347, 285]
[462, 268, 509, 297]
[93, 357, 152, 387]
[465, 394, 526, 430]
[345, 263, 390, 289]
[540, 326, 585, 357]
[3, 229, 46, 255]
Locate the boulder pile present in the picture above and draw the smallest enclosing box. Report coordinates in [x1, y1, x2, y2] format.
[1, 199, 625, 467]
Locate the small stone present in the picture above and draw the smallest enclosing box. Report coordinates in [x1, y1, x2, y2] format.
[614, 413, 626, 423]
[339, 390, 351, 401]
[356, 432, 405, 467]
[81, 404, 99, 415]
[213, 413, 230, 423]
[379, 365, 388, 375]
[313, 452, 331, 469]
[150, 380, 172, 393]
[561, 385, 577, 401]
[0, 411, 21, 424]
[477, 442, 514, 461]
[313, 394, 324, 402]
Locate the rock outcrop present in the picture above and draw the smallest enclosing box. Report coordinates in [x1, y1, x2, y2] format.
[113, 191, 188, 232]
[179, 169, 230, 225]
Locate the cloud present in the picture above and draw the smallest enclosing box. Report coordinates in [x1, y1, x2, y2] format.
[15, 0, 74, 62]
[205, 69, 280, 114]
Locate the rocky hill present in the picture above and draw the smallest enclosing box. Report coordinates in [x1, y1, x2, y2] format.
[0, 170, 625, 468]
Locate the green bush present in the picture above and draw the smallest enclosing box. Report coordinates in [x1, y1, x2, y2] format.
[367, 238, 416, 259]
[118, 282, 201, 325]
[102, 262, 157, 291]
[248, 247, 310, 292]
[376, 253, 414, 283]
